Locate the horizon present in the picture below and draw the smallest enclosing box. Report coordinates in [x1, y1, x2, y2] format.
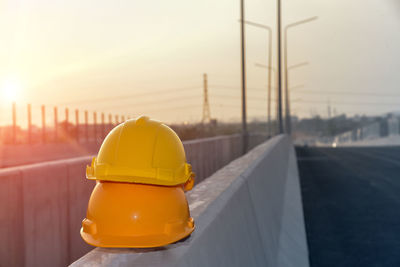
[1, 0, 400, 126]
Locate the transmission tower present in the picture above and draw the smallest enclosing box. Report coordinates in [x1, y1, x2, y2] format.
[327, 99, 332, 119]
[202, 73, 211, 123]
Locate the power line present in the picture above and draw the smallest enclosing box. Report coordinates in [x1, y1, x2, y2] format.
[138, 104, 203, 113]
[57, 84, 274, 107]
[210, 84, 271, 92]
[212, 104, 269, 111]
[100, 95, 271, 112]
[58, 86, 202, 106]
[292, 90, 400, 97]
[101, 95, 202, 111]
[292, 99, 400, 106]
[116, 103, 269, 114]
[212, 94, 273, 101]
[87, 93, 271, 111]
[64, 86, 400, 108]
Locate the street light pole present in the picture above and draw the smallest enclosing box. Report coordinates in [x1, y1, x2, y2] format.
[255, 64, 306, 92]
[243, 21, 272, 136]
[240, 0, 248, 154]
[254, 64, 279, 134]
[285, 61, 309, 134]
[277, 0, 284, 134]
[284, 16, 318, 134]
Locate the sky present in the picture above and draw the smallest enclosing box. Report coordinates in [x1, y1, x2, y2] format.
[0, 0, 399, 126]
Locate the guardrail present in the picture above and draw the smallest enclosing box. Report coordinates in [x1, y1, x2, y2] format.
[72, 135, 309, 267]
[0, 142, 100, 168]
[317, 115, 400, 147]
[0, 133, 267, 266]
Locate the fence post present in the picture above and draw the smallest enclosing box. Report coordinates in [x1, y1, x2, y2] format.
[93, 112, 97, 142]
[108, 114, 112, 131]
[115, 115, 119, 125]
[27, 104, 32, 144]
[41, 105, 46, 143]
[75, 109, 79, 142]
[85, 110, 89, 142]
[121, 115, 125, 122]
[54, 107, 58, 142]
[12, 102, 16, 144]
[65, 108, 69, 139]
[101, 113, 105, 138]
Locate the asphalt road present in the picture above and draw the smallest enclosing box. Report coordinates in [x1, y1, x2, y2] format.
[296, 146, 400, 267]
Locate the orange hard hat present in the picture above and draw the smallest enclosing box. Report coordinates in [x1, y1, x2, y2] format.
[81, 181, 195, 248]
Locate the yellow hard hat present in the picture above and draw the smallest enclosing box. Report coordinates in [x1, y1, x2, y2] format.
[81, 181, 195, 248]
[86, 116, 195, 188]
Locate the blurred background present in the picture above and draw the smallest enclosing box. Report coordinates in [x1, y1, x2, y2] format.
[1, 0, 400, 159]
[2, 1, 400, 267]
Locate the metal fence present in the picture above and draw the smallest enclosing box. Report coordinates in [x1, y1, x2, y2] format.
[327, 115, 400, 146]
[2, 102, 130, 144]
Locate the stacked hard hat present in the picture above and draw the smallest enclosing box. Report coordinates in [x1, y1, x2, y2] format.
[81, 116, 195, 248]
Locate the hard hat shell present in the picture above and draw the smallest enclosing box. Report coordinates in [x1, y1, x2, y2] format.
[81, 181, 195, 248]
[86, 116, 194, 187]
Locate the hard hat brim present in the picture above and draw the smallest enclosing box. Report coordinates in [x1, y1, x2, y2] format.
[80, 220, 194, 248]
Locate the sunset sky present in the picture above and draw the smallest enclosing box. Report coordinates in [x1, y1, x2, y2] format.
[1, 0, 400, 126]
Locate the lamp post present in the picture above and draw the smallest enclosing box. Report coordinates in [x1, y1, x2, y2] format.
[243, 21, 273, 136]
[284, 16, 318, 134]
[285, 61, 309, 133]
[255, 63, 307, 136]
[277, 0, 283, 134]
[240, 0, 248, 154]
[253, 61, 274, 135]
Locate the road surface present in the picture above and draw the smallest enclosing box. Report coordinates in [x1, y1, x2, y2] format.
[296, 146, 400, 267]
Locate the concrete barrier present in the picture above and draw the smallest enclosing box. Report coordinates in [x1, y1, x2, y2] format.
[334, 135, 400, 147]
[72, 135, 309, 267]
[0, 134, 266, 267]
[0, 157, 94, 267]
[0, 142, 101, 168]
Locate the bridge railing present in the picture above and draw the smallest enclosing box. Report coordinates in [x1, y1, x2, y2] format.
[316, 115, 400, 146]
[72, 135, 309, 267]
[0, 133, 267, 267]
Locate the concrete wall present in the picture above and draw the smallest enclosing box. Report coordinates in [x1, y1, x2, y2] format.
[72, 135, 309, 267]
[334, 135, 400, 147]
[323, 116, 400, 147]
[0, 142, 101, 168]
[0, 134, 266, 267]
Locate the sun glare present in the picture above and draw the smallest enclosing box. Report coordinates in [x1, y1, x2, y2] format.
[1, 78, 21, 103]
